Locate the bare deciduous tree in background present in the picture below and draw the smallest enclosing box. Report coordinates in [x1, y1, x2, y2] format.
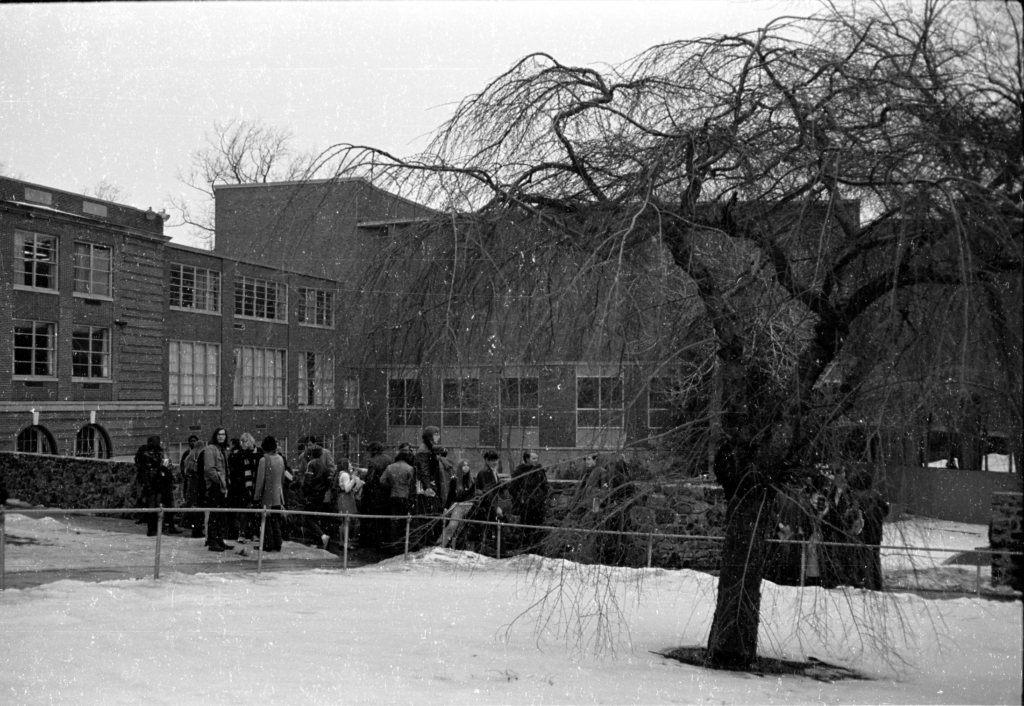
[317, 0, 1020, 669]
[86, 178, 128, 203]
[170, 118, 318, 247]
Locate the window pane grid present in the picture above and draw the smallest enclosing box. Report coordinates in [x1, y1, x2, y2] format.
[298, 351, 335, 407]
[72, 326, 110, 379]
[442, 378, 480, 427]
[16, 231, 58, 290]
[577, 375, 624, 428]
[234, 276, 286, 322]
[233, 346, 286, 408]
[73, 242, 112, 297]
[501, 376, 540, 427]
[297, 287, 335, 328]
[13, 320, 56, 377]
[170, 263, 221, 312]
[387, 378, 422, 426]
[169, 341, 220, 407]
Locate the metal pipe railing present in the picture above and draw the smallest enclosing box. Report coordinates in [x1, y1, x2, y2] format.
[1, 505, 1019, 594]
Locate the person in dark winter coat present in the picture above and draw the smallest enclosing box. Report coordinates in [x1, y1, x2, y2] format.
[227, 433, 262, 541]
[203, 428, 232, 552]
[300, 447, 334, 548]
[413, 426, 444, 547]
[179, 434, 205, 536]
[134, 436, 175, 537]
[360, 441, 392, 549]
[254, 435, 286, 552]
[849, 469, 889, 590]
[380, 449, 415, 551]
[509, 450, 549, 550]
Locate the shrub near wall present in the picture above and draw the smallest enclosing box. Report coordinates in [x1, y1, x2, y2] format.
[0, 451, 139, 509]
[546, 479, 727, 571]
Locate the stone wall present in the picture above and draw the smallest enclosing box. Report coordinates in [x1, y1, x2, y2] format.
[0, 451, 139, 509]
[990, 491, 1023, 590]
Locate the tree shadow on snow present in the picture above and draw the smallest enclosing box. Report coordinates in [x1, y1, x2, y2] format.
[656, 647, 869, 683]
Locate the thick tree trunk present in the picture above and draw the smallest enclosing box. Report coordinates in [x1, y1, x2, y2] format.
[705, 482, 776, 670]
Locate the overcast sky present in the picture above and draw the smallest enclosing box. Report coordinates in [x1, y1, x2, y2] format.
[1, 1, 809, 246]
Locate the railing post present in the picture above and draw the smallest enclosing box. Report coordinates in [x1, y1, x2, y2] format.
[404, 514, 411, 561]
[343, 516, 350, 570]
[496, 520, 502, 560]
[646, 534, 654, 568]
[975, 561, 982, 596]
[799, 539, 806, 589]
[257, 508, 267, 577]
[1, 505, 6, 591]
[154, 507, 164, 580]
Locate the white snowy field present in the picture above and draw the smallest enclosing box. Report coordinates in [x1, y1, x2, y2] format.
[0, 512, 1021, 705]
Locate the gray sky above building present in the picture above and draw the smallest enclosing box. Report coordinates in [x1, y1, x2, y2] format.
[1, 1, 810, 247]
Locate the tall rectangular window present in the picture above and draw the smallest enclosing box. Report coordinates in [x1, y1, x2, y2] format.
[169, 341, 220, 407]
[298, 351, 335, 407]
[577, 375, 623, 428]
[13, 321, 56, 377]
[170, 263, 221, 313]
[500, 376, 540, 428]
[73, 242, 112, 297]
[339, 377, 360, 409]
[442, 377, 480, 427]
[71, 326, 110, 379]
[15, 231, 58, 291]
[233, 346, 286, 407]
[387, 377, 422, 426]
[234, 275, 286, 322]
[648, 377, 677, 433]
[297, 287, 335, 328]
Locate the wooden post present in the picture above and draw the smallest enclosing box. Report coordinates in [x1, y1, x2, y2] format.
[975, 561, 982, 596]
[404, 514, 411, 561]
[154, 507, 164, 579]
[257, 508, 267, 576]
[343, 516, 350, 570]
[647, 534, 653, 568]
[496, 521, 502, 560]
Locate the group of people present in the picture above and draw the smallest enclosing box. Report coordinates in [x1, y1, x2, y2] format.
[766, 467, 890, 590]
[136, 425, 559, 557]
[136, 430, 313, 553]
[357, 428, 553, 555]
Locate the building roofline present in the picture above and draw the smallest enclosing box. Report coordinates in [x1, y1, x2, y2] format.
[0, 200, 170, 243]
[0, 174, 163, 217]
[212, 176, 438, 215]
[165, 240, 342, 283]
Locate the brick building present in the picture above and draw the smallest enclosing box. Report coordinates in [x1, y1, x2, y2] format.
[0, 177, 168, 459]
[0, 176, 399, 465]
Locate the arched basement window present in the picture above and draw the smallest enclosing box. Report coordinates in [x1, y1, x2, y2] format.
[16, 425, 57, 454]
[75, 424, 111, 459]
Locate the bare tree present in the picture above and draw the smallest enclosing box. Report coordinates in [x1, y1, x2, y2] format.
[169, 118, 318, 247]
[86, 178, 128, 203]
[321, 0, 1021, 669]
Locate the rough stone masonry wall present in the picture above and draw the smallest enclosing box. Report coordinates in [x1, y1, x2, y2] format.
[0, 451, 140, 510]
[990, 491, 1023, 590]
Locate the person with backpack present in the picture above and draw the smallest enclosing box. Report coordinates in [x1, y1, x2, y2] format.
[203, 427, 232, 552]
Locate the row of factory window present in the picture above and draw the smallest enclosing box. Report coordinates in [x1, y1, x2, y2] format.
[14, 231, 335, 327]
[14, 325, 685, 428]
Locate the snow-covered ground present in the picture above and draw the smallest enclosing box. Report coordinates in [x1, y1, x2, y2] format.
[1, 511, 1020, 705]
